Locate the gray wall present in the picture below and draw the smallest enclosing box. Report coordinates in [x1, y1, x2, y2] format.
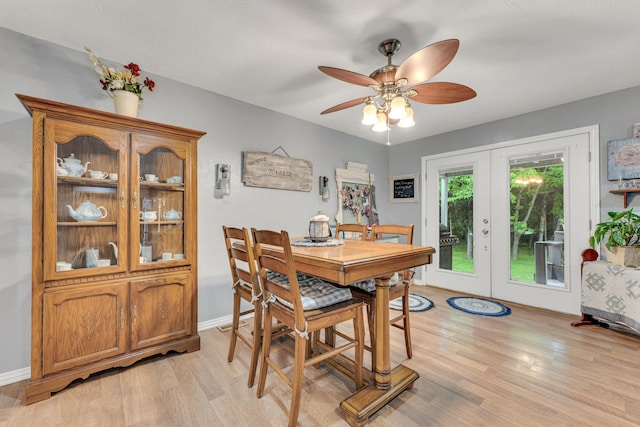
[0, 28, 390, 376]
[389, 86, 640, 254]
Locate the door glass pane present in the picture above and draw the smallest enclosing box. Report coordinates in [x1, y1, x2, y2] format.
[439, 166, 474, 273]
[509, 152, 565, 287]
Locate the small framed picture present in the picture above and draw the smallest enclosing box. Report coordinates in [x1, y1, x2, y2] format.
[608, 138, 640, 180]
[390, 173, 419, 203]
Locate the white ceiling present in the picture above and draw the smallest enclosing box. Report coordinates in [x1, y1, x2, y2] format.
[2, 0, 640, 145]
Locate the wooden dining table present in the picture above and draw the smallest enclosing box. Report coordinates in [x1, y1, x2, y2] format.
[288, 238, 435, 426]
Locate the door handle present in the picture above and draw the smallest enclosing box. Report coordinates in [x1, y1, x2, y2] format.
[482, 228, 489, 235]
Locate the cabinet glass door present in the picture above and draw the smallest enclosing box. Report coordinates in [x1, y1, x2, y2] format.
[132, 134, 189, 269]
[44, 119, 128, 280]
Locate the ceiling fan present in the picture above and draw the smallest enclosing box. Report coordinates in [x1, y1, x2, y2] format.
[318, 38, 476, 132]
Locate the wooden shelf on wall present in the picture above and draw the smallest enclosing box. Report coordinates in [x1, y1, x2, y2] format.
[609, 189, 640, 208]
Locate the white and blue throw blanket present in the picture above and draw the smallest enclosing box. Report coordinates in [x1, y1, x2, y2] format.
[582, 261, 640, 331]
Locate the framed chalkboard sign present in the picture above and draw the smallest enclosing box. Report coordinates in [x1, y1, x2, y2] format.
[390, 173, 419, 203]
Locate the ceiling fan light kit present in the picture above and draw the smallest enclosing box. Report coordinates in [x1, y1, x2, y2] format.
[319, 38, 476, 140]
[388, 95, 408, 119]
[361, 99, 378, 125]
[372, 111, 389, 132]
[397, 104, 415, 128]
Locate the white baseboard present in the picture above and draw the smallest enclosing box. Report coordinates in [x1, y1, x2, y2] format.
[0, 367, 30, 387]
[198, 314, 234, 331]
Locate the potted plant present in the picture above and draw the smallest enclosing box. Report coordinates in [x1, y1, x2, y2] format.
[589, 208, 640, 266]
[85, 48, 156, 117]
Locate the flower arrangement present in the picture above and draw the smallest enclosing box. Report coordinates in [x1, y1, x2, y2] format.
[85, 47, 156, 100]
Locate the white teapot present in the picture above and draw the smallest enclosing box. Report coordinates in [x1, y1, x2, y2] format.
[57, 153, 90, 177]
[308, 212, 330, 242]
[66, 200, 107, 222]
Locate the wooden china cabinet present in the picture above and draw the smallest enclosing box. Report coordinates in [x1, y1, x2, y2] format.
[18, 95, 206, 404]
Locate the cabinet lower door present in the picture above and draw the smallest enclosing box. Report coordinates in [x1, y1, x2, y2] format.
[43, 283, 128, 375]
[130, 273, 192, 350]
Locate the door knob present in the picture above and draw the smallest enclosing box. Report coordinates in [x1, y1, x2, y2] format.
[482, 228, 489, 235]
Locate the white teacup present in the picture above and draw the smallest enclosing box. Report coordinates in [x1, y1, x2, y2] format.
[108, 172, 118, 180]
[161, 252, 172, 260]
[140, 211, 158, 221]
[56, 261, 72, 271]
[166, 176, 183, 184]
[144, 174, 158, 182]
[98, 259, 110, 267]
[163, 210, 182, 220]
[89, 170, 108, 179]
[173, 253, 185, 260]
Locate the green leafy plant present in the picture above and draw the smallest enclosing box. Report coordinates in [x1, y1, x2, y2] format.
[589, 209, 640, 250]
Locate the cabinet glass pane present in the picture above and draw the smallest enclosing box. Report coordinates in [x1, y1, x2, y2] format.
[56, 136, 120, 271]
[138, 147, 185, 263]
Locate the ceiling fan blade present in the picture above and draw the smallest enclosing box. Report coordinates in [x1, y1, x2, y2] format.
[396, 39, 460, 86]
[318, 66, 379, 87]
[410, 82, 477, 104]
[320, 96, 369, 115]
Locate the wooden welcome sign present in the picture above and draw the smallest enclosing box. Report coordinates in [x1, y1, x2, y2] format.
[242, 151, 313, 192]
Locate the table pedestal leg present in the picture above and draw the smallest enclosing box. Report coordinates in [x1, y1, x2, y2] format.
[374, 276, 391, 389]
[340, 275, 419, 426]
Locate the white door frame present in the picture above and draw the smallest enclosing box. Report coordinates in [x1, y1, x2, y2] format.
[419, 125, 600, 315]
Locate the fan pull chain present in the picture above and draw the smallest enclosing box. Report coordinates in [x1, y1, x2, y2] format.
[386, 116, 391, 146]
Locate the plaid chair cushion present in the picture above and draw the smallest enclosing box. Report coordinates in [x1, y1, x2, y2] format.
[266, 271, 352, 310]
[349, 274, 400, 293]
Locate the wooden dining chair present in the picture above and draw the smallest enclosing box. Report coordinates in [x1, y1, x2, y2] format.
[252, 228, 365, 427]
[222, 226, 264, 388]
[349, 224, 415, 370]
[335, 223, 368, 240]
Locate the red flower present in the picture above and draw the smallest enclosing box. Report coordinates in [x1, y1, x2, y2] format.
[144, 77, 155, 91]
[124, 63, 140, 76]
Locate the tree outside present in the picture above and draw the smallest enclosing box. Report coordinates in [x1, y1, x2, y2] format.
[441, 162, 564, 283]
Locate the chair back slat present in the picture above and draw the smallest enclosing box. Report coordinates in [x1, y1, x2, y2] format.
[230, 245, 250, 263]
[371, 224, 414, 281]
[335, 223, 367, 240]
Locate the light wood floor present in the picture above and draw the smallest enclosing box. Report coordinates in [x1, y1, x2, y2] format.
[2, 285, 640, 426]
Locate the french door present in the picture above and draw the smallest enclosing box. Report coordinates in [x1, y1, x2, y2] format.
[423, 127, 597, 314]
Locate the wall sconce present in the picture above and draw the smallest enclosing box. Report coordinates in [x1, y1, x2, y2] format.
[216, 164, 231, 197]
[319, 176, 329, 202]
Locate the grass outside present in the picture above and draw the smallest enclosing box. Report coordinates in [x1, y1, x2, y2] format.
[450, 240, 536, 283]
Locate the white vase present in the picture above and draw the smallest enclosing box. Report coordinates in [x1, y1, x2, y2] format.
[112, 90, 139, 117]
